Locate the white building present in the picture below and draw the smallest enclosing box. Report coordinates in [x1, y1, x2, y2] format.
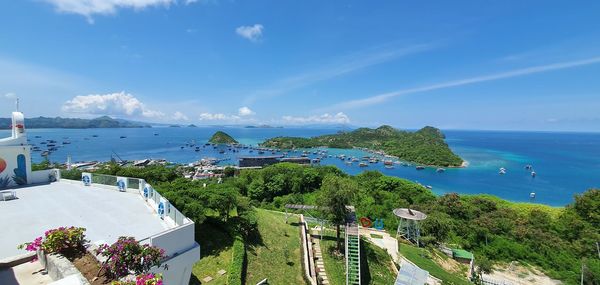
[0, 110, 200, 285]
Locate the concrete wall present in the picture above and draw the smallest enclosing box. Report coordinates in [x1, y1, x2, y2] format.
[151, 243, 200, 285]
[0, 146, 32, 189]
[150, 222, 196, 257]
[29, 169, 58, 184]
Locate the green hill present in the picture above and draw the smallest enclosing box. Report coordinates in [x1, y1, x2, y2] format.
[261, 125, 463, 167]
[208, 131, 238, 144]
[0, 116, 150, 129]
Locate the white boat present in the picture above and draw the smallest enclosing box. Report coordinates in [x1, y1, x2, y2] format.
[499, 167, 506, 174]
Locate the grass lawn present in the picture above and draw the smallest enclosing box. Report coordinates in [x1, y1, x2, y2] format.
[190, 221, 234, 285]
[245, 209, 305, 285]
[320, 229, 396, 285]
[398, 243, 471, 285]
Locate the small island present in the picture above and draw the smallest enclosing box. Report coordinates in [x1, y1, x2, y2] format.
[208, 131, 238, 144]
[261, 125, 464, 167]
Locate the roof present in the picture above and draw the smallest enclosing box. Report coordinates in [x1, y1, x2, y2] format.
[452, 249, 474, 259]
[395, 261, 429, 285]
[393, 208, 428, 221]
[0, 181, 170, 260]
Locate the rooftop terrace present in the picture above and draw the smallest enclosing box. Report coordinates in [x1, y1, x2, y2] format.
[0, 181, 171, 260]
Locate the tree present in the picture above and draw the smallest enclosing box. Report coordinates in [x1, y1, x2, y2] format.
[317, 175, 357, 252]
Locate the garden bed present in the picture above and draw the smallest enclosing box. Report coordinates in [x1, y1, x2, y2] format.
[71, 252, 110, 285]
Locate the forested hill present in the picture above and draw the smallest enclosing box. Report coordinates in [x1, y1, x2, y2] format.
[261, 125, 464, 167]
[0, 116, 150, 129]
[208, 131, 238, 144]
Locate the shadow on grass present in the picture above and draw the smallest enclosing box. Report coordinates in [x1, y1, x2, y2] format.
[245, 226, 266, 254]
[189, 273, 202, 285]
[360, 240, 372, 285]
[195, 217, 234, 257]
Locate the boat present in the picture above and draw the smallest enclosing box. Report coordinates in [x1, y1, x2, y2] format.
[34, 135, 42, 138]
[525, 164, 533, 170]
[359, 162, 368, 167]
[41, 151, 49, 156]
[62, 141, 71, 144]
[416, 166, 425, 170]
[154, 133, 159, 136]
[120, 136, 127, 139]
[436, 168, 445, 173]
[384, 165, 394, 169]
[426, 185, 433, 189]
[499, 167, 506, 175]
[531, 171, 536, 178]
[92, 135, 98, 137]
[383, 160, 393, 166]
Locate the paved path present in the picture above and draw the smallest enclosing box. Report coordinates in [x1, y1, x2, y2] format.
[359, 227, 399, 262]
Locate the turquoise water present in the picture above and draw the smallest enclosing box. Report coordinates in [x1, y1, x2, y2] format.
[2, 127, 598, 206]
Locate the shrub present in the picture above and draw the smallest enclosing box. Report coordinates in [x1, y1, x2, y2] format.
[18, 226, 87, 260]
[96, 237, 165, 280]
[111, 273, 163, 285]
[227, 235, 245, 285]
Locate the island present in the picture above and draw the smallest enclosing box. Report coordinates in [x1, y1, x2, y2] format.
[261, 125, 464, 167]
[0, 116, 150, 129]
[187, 124, 198, 128]
[208, 131, 238, 144]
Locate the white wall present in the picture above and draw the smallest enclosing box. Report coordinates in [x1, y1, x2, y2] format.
[29, 169, 58, 184]
[151, 243, 200, 285]
[150, 222, 196, 257]
[0, 146, 32, 189]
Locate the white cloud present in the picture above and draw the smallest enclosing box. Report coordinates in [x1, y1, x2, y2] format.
[62, 91, 164, 118]
[172, 111, 189, 121]
[199, 113, 240, 121]
[3, 92, 16, 99]
[282, 112, 350, 125]
[41, 0, 194, 22]
[238, 106, 255, 116]
[327, 56, 600, 111]
[236, 24, 263, 42]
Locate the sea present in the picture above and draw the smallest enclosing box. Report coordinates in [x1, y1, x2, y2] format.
[2, 127, 599, 206]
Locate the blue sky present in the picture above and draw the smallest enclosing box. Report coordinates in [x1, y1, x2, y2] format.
[1, 1, 600, 131]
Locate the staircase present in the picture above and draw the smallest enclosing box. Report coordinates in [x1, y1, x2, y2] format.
[345, 220, 361, 285]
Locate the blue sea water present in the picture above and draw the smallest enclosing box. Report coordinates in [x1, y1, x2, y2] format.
[2, 127, 599, 206]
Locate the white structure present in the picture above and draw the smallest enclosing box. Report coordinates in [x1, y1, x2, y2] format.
[0, 110, 200, 285]
[0, 111, 34, 188]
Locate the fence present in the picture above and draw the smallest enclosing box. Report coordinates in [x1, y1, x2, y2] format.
[58, 171, 189, 227]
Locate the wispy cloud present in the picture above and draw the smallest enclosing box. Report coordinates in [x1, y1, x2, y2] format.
[236, 24, 264, 42]
[41, 0, 197, 23]
[328, 56, 600, 111]
[172, 111, 189, 121]
[281, 112, 350, 125]
[243, 43, 435, 104]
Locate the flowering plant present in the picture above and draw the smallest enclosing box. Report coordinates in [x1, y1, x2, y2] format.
[97, 237, 165, 280]
[18, 226, 87, 260]
[111, 273, 163, 285]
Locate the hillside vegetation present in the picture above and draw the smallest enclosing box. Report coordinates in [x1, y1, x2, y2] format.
[261, 125, 463, 167]
[59, 162, 600, 285]
[209, 131, 238, 144]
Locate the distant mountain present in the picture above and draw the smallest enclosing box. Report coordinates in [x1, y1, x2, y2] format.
[208, 131, 238, 144]
[0, 116, 151, 129]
